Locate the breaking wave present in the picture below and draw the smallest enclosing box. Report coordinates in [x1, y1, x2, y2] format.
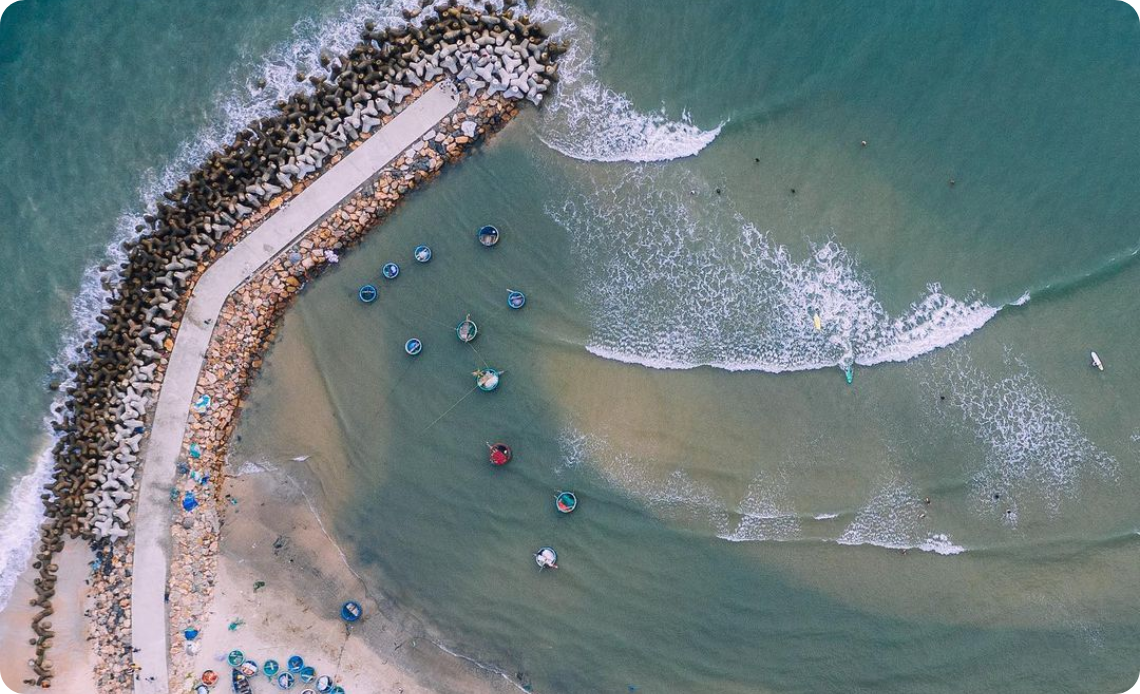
[546, 165, 999, 373]
[531, 2, 724, 162]
[926, 350, 1117, 520]
[561, 427, 964, 555]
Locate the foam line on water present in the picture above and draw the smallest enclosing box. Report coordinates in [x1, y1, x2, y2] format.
[925, 349, 1117, 521]
[530, 2, 724, 162]
[835, 473, 964, 555]
[546, 165, 1001, 374]
[561, 426, 965, 555]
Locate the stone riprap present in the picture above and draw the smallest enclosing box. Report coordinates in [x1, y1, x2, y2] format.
[23, 4, 559, 690]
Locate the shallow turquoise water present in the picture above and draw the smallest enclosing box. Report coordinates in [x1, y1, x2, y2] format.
[4, 1, 1140, 692]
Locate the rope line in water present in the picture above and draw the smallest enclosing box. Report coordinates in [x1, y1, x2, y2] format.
[421, 384, 478, 432]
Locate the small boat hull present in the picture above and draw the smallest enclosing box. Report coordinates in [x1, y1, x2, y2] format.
[405, 338, 423, 356]
[457, 318, 478, 343]
[341, 600, 363, 622]
[555, 491, 577, 513]
[534, 546, 558, 569]
[382, 262, 400, 279]
[475, 368, 501, 391]
[358, 284, 378, 303]
[507, 290, 526, 309]
[489, 443, 512, 466]
[478, 225, 500, 247]
[414, 245, 432, 263]
[231, 669, 253, 694]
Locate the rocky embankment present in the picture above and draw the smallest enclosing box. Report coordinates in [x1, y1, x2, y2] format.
[24, 3, 559, 690]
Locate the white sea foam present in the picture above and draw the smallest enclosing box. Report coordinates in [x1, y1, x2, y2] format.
[0, 441, 54, 610]
[812, 513, 840, 520]
[530, 2, 724, 162]
[546, 166, 1000, 374]
[720, 473, 800, 543]
[837, 473, 964, 556]
[929, 350, 1117, 519]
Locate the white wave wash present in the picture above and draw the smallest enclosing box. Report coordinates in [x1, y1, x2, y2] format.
[837, 473, 965, 556]
[0, 0, 484, 612]
[561, 427, 964, 555]
[530, 2, 724, 162]
[719, 473, 800, 543]
[547, 165, 999, 374]
[929, 350, 1117, 519]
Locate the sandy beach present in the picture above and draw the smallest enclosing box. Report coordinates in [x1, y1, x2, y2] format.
[0, 544, 97, 694]
[179, 465, 520, 694]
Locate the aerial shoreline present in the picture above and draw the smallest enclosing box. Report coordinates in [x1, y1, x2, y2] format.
[0, 6, 557, 693]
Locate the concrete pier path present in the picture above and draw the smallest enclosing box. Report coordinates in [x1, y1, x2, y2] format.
[131, 81, 460, 694]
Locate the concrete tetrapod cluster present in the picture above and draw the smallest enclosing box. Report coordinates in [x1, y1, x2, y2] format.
[29, 3, 560, 688]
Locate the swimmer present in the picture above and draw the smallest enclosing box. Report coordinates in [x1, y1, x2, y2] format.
[923, 497, 931, 505]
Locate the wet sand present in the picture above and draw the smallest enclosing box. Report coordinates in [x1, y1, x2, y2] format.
[187, 464, 519, 694]
[0, 544, 98, 694]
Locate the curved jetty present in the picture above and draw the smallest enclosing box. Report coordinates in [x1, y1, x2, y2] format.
[18, 5, 559, 693]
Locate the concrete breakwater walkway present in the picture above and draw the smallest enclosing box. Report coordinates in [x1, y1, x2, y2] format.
[131, 81, 460, 694]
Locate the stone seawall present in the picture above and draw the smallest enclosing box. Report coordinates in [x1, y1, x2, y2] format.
[162, 88, 521, 694]
[22, 4, 559, 689]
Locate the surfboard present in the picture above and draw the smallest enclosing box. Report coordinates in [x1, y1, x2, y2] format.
[813, 313, 822, 331]
[1090, 351, 1104, 371]
[844, 365, 854, 384]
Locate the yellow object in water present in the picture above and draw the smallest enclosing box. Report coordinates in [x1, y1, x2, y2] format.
[813, 313, 822, 331]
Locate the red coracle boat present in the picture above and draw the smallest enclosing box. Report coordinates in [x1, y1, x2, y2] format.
[488, 442, 512, 466]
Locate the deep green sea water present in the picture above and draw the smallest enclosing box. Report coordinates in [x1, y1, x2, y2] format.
[3, 1, 1140, 692]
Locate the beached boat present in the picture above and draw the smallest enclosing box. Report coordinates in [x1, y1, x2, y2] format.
[287, 655, 305, 673]
[263, 659, 280, 677]
[414, 244, 432, 263]
[474, 367, 501, 391]
[456, 315, 478, 343]
[507, 289, 526, 309]
[358, 284, 378, 303]
[299, 666, 317, 683]
[555, 491, 577, 513]
[201, 670, 218, 686]
[382, 262, 400, 279]
[231, 669, 253, 694]
[341, 600, 362, 622]
[316, 675, 333, 692]
[277, 672, 296, 689]
[489, 442, 512, 466]
[478, 225, 500, 247]
[226, 650, 244, 667]
[534, 546, 558, 569]
[238, 660, 258, 677]
[405, 338, 423, 356]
